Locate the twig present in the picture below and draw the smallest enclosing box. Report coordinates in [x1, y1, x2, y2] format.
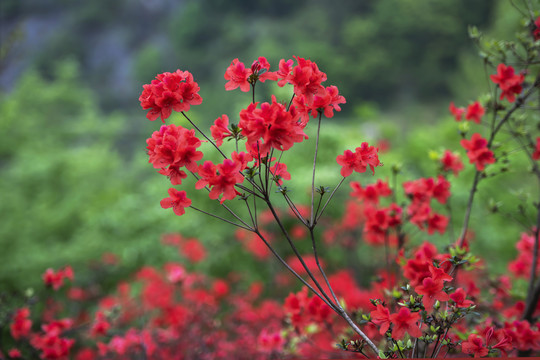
[310, 113, 323, 227]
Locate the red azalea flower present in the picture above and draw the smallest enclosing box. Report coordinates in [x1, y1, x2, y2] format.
[90, 311, 110, 337]
[42, 267, 73, 291]
[8, 349, 22, 359]
[534, 16, 540, 40]
[269, 162, 291, 185]
[195, 159, 244, 203]
[288, 56, 327, 106]
[532, 137, 540, 160]
[224, 58, 252, 92]
[139, 70, 202, 122]
[460, 133, 495, 171]
[210, 114, 232, 147]
[212, 279, 229, 298]
[389, 308, 422, 340]
[231, 151, 253, 171]
[432, 175, 451, 204]
[427, 212, 448, 235]
[449, 102, 465, 121]
[490, 63, 525, 103]
[163, 263, 186, 283]
[428, 263, 453, 283]
[370, 303, 391, 335]
[350, 179, 392, 204]
[32, 319, 75, 360]
[252, 56, 278, 83]
[336, 143, 380, 177]
[10, 308, 32, 340]
[276, 59, 294, 86]
[450, 288, 474, 308]
[158, 166, 187, 185]
[465, 101, 485, 124]
[415, 276, 450, 311]
[258, 329, 285, 353]
[462, 333, 489, 357]
[239, 96, 308, 156]
[181, 238, 207, 263]
[160, 188, 191, 216]
[146, 124, 203, 173]
[310, 85, 346, 119]
[441, 150, 464, 176]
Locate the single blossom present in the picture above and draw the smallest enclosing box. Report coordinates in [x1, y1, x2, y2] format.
[42, 266, 74, 290]
[389, 307, 422, 340]
[160, 188, 192, 216]
[465, 101, 485, 124]
[415, 276, 450, 311]
[449, 102, 465, 121]
[310, 85, 346, 119]
[224, 58, 252, 92]
[440, 150, 464, 176]
[195, 159, 244, 203]
[370, 303, 391, 335]
[462, 333, 489, 357]
[460, 133, 495, 171]
[490, 64, 524, 103]
[210, 114, 233, 147]
[336, 143, 380, 177]
[450, 288, 474, 308]
[10, 308, 32, 340]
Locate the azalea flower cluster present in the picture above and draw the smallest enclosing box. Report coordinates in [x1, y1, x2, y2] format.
[142, 56, 361, 215]
[42, 266, 74, 291]
[139, 70, 202, 122]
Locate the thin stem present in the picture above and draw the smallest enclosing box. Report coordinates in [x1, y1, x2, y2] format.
[189, 170, 253, 229]
[267, 150, 283, 195]
[392, 338, 405, 358]
[522, 277, 540, 322]
[433, 327, 451, 358]
[384, 231, 391, 287]
[309, 227, 340, 306]
[411, 318, 423, 358]
[235, 184, 264, 199]
[253, 229, 331, 307]
[286, 93, 295, 111]
[314, 193, 324, 222]
[457, 171, 481, 248]
[181, 111, 227, 159]
[244, 197, 256, 229]
[310, 113, 323, 227]
[265, 198, 338, 310]
[252, 184, 259, 229]
[340, 310, 380, 355]
[265, 195, 380, 355]
[189, 206, 253, 231]
[316, 177, 346, 223]
[445, 201, 455, 243]
[282, 192, 309, 227]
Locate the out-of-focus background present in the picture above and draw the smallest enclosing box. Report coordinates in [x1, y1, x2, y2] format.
[0, 0, 528, 292]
